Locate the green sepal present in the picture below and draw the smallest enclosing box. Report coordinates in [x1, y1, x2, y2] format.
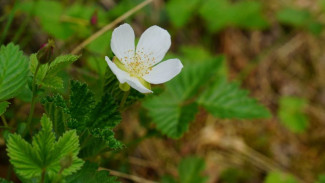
[119, 82, 130, 92]
[113, 56, 127, 72]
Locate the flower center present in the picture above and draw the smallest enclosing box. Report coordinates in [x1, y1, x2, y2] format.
[122, 49, 154, 78]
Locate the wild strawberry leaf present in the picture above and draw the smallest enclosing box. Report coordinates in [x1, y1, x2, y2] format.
[0, 43, 29, 101]
[7, 115, 84, 181]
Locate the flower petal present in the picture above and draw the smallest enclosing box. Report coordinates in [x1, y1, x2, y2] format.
[106, 56, 152, 93]
[111, 23, 135, 64]
[143, 59, 183, 84]
[136, 25, 171, 66]
[125, 77, 153, 94]
[105, 56, 129, 83]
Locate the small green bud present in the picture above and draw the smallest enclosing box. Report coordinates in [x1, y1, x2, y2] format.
[36, 39, 55, 64]
[119, 82, 130, 91]
[60, 153, 73, 169]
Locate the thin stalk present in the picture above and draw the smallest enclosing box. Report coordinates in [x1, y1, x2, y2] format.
[71, 0, 154, 54]
[12, 0, 38, 43]
[25, 63, 41, 136]
[120, 90, 130, 109]
[40, 168, 45, 183]
[99, 167, 158, 183]
[1, 115, 8, 127]
[0, 1, 17, 45]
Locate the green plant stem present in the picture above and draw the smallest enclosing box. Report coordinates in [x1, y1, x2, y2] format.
[120, 90, 130, 109]
[13, 0, 38, 43]
[25, 63, 41, 136]
[1, 115, 8, 127]
[40, 168, 45, 183]
[0, 1, 17, 45]
[71, 0, 154, 54]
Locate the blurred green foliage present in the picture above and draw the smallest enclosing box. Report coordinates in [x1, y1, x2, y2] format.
[264, 171, 298, 183]
[278, 96, 309, 133]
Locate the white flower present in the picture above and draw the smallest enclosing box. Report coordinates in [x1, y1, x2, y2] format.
[105, 23, 183, 93]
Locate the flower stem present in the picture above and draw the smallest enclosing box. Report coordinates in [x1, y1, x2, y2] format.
[70, 0, 154, 54]
[1, 115, 8, 127]
[120, 91, 130, 109]
[40, 168, 45, 183]
[25, 63, 41, 136]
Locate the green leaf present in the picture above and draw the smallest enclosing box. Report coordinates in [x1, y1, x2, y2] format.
[264, 171, 298, 183]
[166, 58, 223, 101]
[42, 80, 122, 157]
[69, 80, 95, 126]
[30, 54, 79, 89]
[198, 78, 271, 119]
[143, 58, 223, 138]
[278, 96, 308, 133]
[143, 93, 198, 138]
[7, 114, 84, 181]
[178, 156, 207, 183]
[276, 8, 311, 27]
[0, 43, 29, 101]
[0, 101, 10, 116]
[66, 161, 119, 183]
[199, 0, 268, 32]
[35, 1, 74, 40]
[42, 95, 70, 136]
[166, 0, 200, 27]
[315, 174, 325, 183]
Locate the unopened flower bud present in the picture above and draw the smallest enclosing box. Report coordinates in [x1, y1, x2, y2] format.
[60, 153, 73, 169]
[90, 10, 98, 26]
[36, 39, 55, 64]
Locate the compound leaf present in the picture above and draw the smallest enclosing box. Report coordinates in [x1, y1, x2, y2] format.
[7, 114, 84, 181]
[0, 43, 29, 101]
[198, 79, 271, 119]
[0, 101, 10, 116]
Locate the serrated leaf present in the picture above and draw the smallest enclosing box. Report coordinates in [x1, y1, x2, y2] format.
[143, 93, 198, 138]
[0, 43, 29, 101]
[30, 54, 79, 89]
[7, 133, 40, 179]
[42, 80, 122, 157]
[0, 101, 10, 116]
[143, 58, 223, 138]
[278, 96, 308, 133]
[69, 80, 95, 125]
[88, 94, 120, 129]
[42, 95, 69, 136]
[48, 55, 80, 75]
[166, 57, 223, 101]
[52, 130, 84, 177]
[198, 78, 271, 119]
[7, 114, 84, 181]
[179, 156, 207, 183]
[66, 161, 119, 183]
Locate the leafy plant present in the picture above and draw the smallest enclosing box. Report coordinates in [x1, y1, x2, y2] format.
[7, 114, 84, 182]
[30, 54, 80, 90]
[144, 57, 270, 138]
[0, 43, 29, 101]
[42, 80, 122, 158]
